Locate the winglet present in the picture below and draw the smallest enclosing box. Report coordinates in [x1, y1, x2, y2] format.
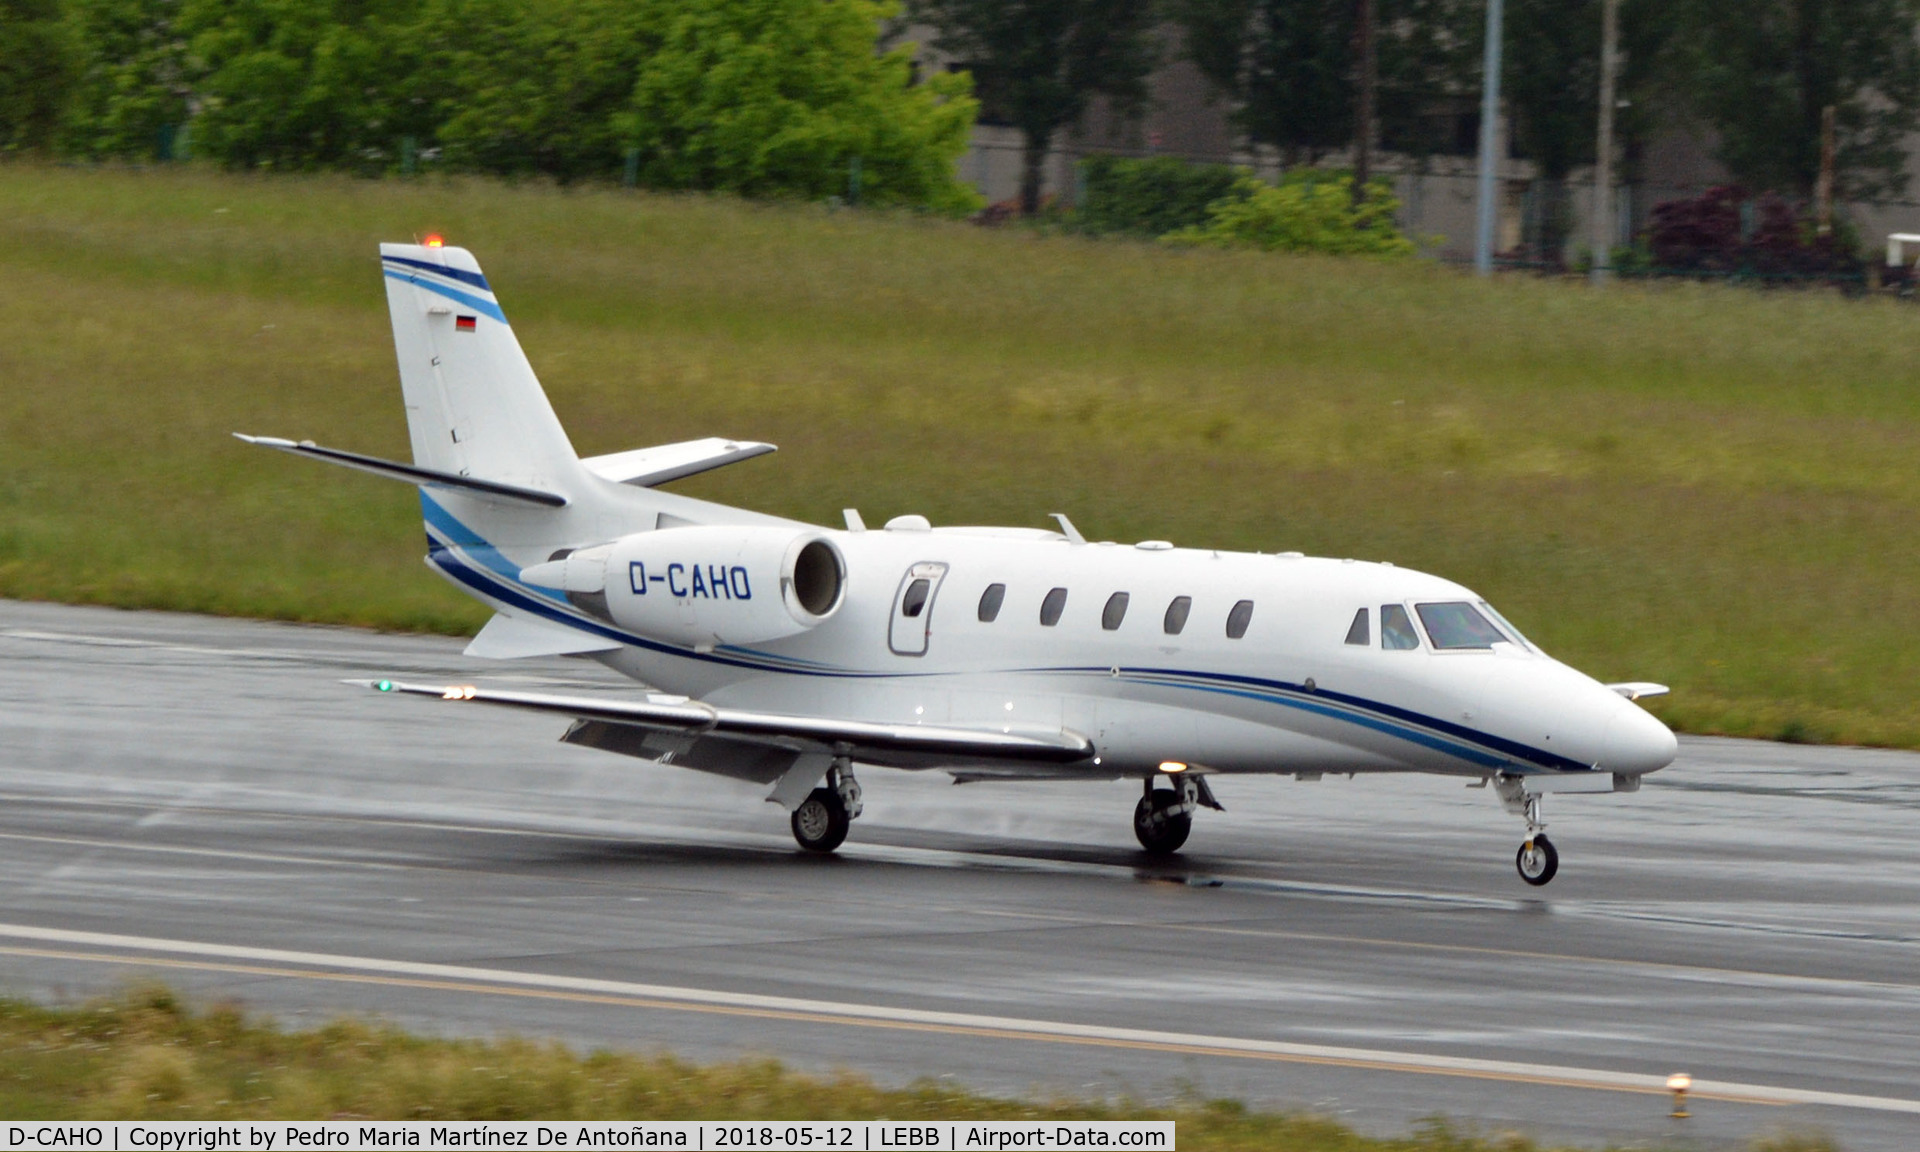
[1607, 682, 1670, 701]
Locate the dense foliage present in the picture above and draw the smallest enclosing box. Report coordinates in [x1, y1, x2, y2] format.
[16, 0, 982, 212]
[910, 0, 1157, 216]
[1167, 171, 1417, 255]
[1075, 154, 1239, 237]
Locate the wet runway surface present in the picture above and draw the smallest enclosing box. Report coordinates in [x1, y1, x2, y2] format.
[1, 599, 1917, 1149]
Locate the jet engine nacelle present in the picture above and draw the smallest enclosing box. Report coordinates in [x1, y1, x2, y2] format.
[521, 526, 845, 647]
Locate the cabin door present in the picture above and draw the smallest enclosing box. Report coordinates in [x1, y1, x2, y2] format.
[888, 562, 949, 656]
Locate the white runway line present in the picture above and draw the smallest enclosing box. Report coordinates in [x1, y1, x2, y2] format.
[2, 921, 1916, 1116]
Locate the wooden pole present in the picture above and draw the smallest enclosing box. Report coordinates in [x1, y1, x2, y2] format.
[1353, 0, 1376, 209]
[1591, 0, 1619, 283]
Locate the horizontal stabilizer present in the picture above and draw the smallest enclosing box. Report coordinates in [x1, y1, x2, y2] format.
[464, 613, 620, 659]
[581, 437, 775, 488]
[1606, 682, 1669, 701]
[234, 435, 567, 507]
[348, 679, 1095, 766]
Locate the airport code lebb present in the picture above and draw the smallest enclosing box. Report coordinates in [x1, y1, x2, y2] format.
[1, 1124, 1172, 1152]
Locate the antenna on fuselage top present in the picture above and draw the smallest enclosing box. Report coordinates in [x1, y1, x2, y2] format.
[1050, 513, 1086, 544]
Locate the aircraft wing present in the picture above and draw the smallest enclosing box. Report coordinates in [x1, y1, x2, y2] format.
[347, 679, 1095, 766]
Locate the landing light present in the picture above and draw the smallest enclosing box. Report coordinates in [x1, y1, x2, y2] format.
[443, 685, 477, 700]
[1158, 761, 1188, 774]
[423, 234, 445, 248]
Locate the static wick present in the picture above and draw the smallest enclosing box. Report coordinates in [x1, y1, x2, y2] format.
[1667, 1072, 1692, 1118]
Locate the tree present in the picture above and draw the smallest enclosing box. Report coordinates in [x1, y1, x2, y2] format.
[1677, 0, 1920, 199]
[614, 0, 981, 209]
[1451, 0, 1676, 262]
[1172, 0, 1459, 168]
[912, 0, 1158, 214]
[0, 0, 76, 152]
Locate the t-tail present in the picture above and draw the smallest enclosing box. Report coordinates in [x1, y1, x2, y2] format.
[234, 241, 788, 649]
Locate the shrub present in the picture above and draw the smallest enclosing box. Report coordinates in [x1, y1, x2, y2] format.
[1647, 185, 1860, 280]
[1166, 171, 1416, 257]
[1076, 155, 1240, 237]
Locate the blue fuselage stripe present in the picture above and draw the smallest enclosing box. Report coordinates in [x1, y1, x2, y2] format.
[420, 498, 1574, 774]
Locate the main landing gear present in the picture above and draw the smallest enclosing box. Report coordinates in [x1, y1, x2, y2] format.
[791, 757, 862, 853]
[1494, 775, 1558, 886]
[1133, 774, 1222, 855]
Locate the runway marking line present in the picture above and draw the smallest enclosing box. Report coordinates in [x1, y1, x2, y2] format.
[2, 924, 1918, 1115]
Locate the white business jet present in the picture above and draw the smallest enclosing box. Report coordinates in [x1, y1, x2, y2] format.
[238, 241, 1676, 885]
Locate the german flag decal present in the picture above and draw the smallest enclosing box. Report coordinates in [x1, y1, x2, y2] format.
[455, 315, 477, 332]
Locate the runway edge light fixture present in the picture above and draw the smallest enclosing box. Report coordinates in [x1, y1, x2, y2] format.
[1667, 1072, 1691, 1118]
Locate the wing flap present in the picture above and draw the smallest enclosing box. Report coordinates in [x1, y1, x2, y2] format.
[349, 679, 1094, 765]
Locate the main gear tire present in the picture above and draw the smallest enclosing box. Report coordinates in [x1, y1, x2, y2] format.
[791, 787, 850, 853]
[1133, 791, 1192, 855]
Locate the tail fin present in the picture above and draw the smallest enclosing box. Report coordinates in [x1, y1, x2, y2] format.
[380, 243, 579, 489]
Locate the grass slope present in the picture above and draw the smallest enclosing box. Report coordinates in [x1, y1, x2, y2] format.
[2, 164, 1918, 745]
[0, 989, 1835, 1152]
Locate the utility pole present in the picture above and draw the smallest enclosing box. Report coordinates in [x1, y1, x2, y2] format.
[1352, 0, 1376, 209]
[1473, 0, 1505, 275]
[1590, 0, 1619, 284]
[1815, 104, 1837, 234]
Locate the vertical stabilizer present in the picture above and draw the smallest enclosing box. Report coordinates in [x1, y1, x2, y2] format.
[380, 243, 579, 490]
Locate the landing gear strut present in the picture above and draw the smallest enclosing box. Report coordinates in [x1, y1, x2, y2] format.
[791, 756, 861, 854]
[1133, 775, 1195, 855]
[1495, 775, 1558, 886]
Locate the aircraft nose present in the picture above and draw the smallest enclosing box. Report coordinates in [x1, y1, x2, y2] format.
[1601, 701, 1678, 775]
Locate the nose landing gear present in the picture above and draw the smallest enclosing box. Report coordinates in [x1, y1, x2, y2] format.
[1495, 775, 1558, 886]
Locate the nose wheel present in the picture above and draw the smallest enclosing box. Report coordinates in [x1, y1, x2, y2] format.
[1493, 775, 1561, 886]
[1516, 833, 1558, 886]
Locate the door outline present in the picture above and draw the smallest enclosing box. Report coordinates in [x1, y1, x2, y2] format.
[888, 562, 949, 656]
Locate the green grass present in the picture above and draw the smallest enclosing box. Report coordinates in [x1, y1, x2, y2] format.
[3, 163, 1920, 745]
[0, 987, 1837, 1152]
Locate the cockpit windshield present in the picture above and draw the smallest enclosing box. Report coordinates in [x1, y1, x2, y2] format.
[1415, 601, 1511, 649]
[1477, 601, 1534, 652]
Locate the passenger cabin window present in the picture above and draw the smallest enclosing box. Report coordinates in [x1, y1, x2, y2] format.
[1226, 599, 1254, 639]
[1102, 592, 1130, 630]
[1345, 608, 1370, 645]
[1163, 596, 1192, 635]
[900, 578, 931, 618]
[1416, 601, 1509, 649]
[1040, 587, 1068, 627]
[1380, 604, 1420, 650]
[978, 583, 1006, 623]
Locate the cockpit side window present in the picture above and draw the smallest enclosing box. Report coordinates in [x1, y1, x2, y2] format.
[1416, 601, 1508, 649]
[1344, 608, 1369, 646]
[1380, 604, 1420, 650]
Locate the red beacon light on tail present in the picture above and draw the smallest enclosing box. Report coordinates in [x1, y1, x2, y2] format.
[422, 234, 445, 248]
